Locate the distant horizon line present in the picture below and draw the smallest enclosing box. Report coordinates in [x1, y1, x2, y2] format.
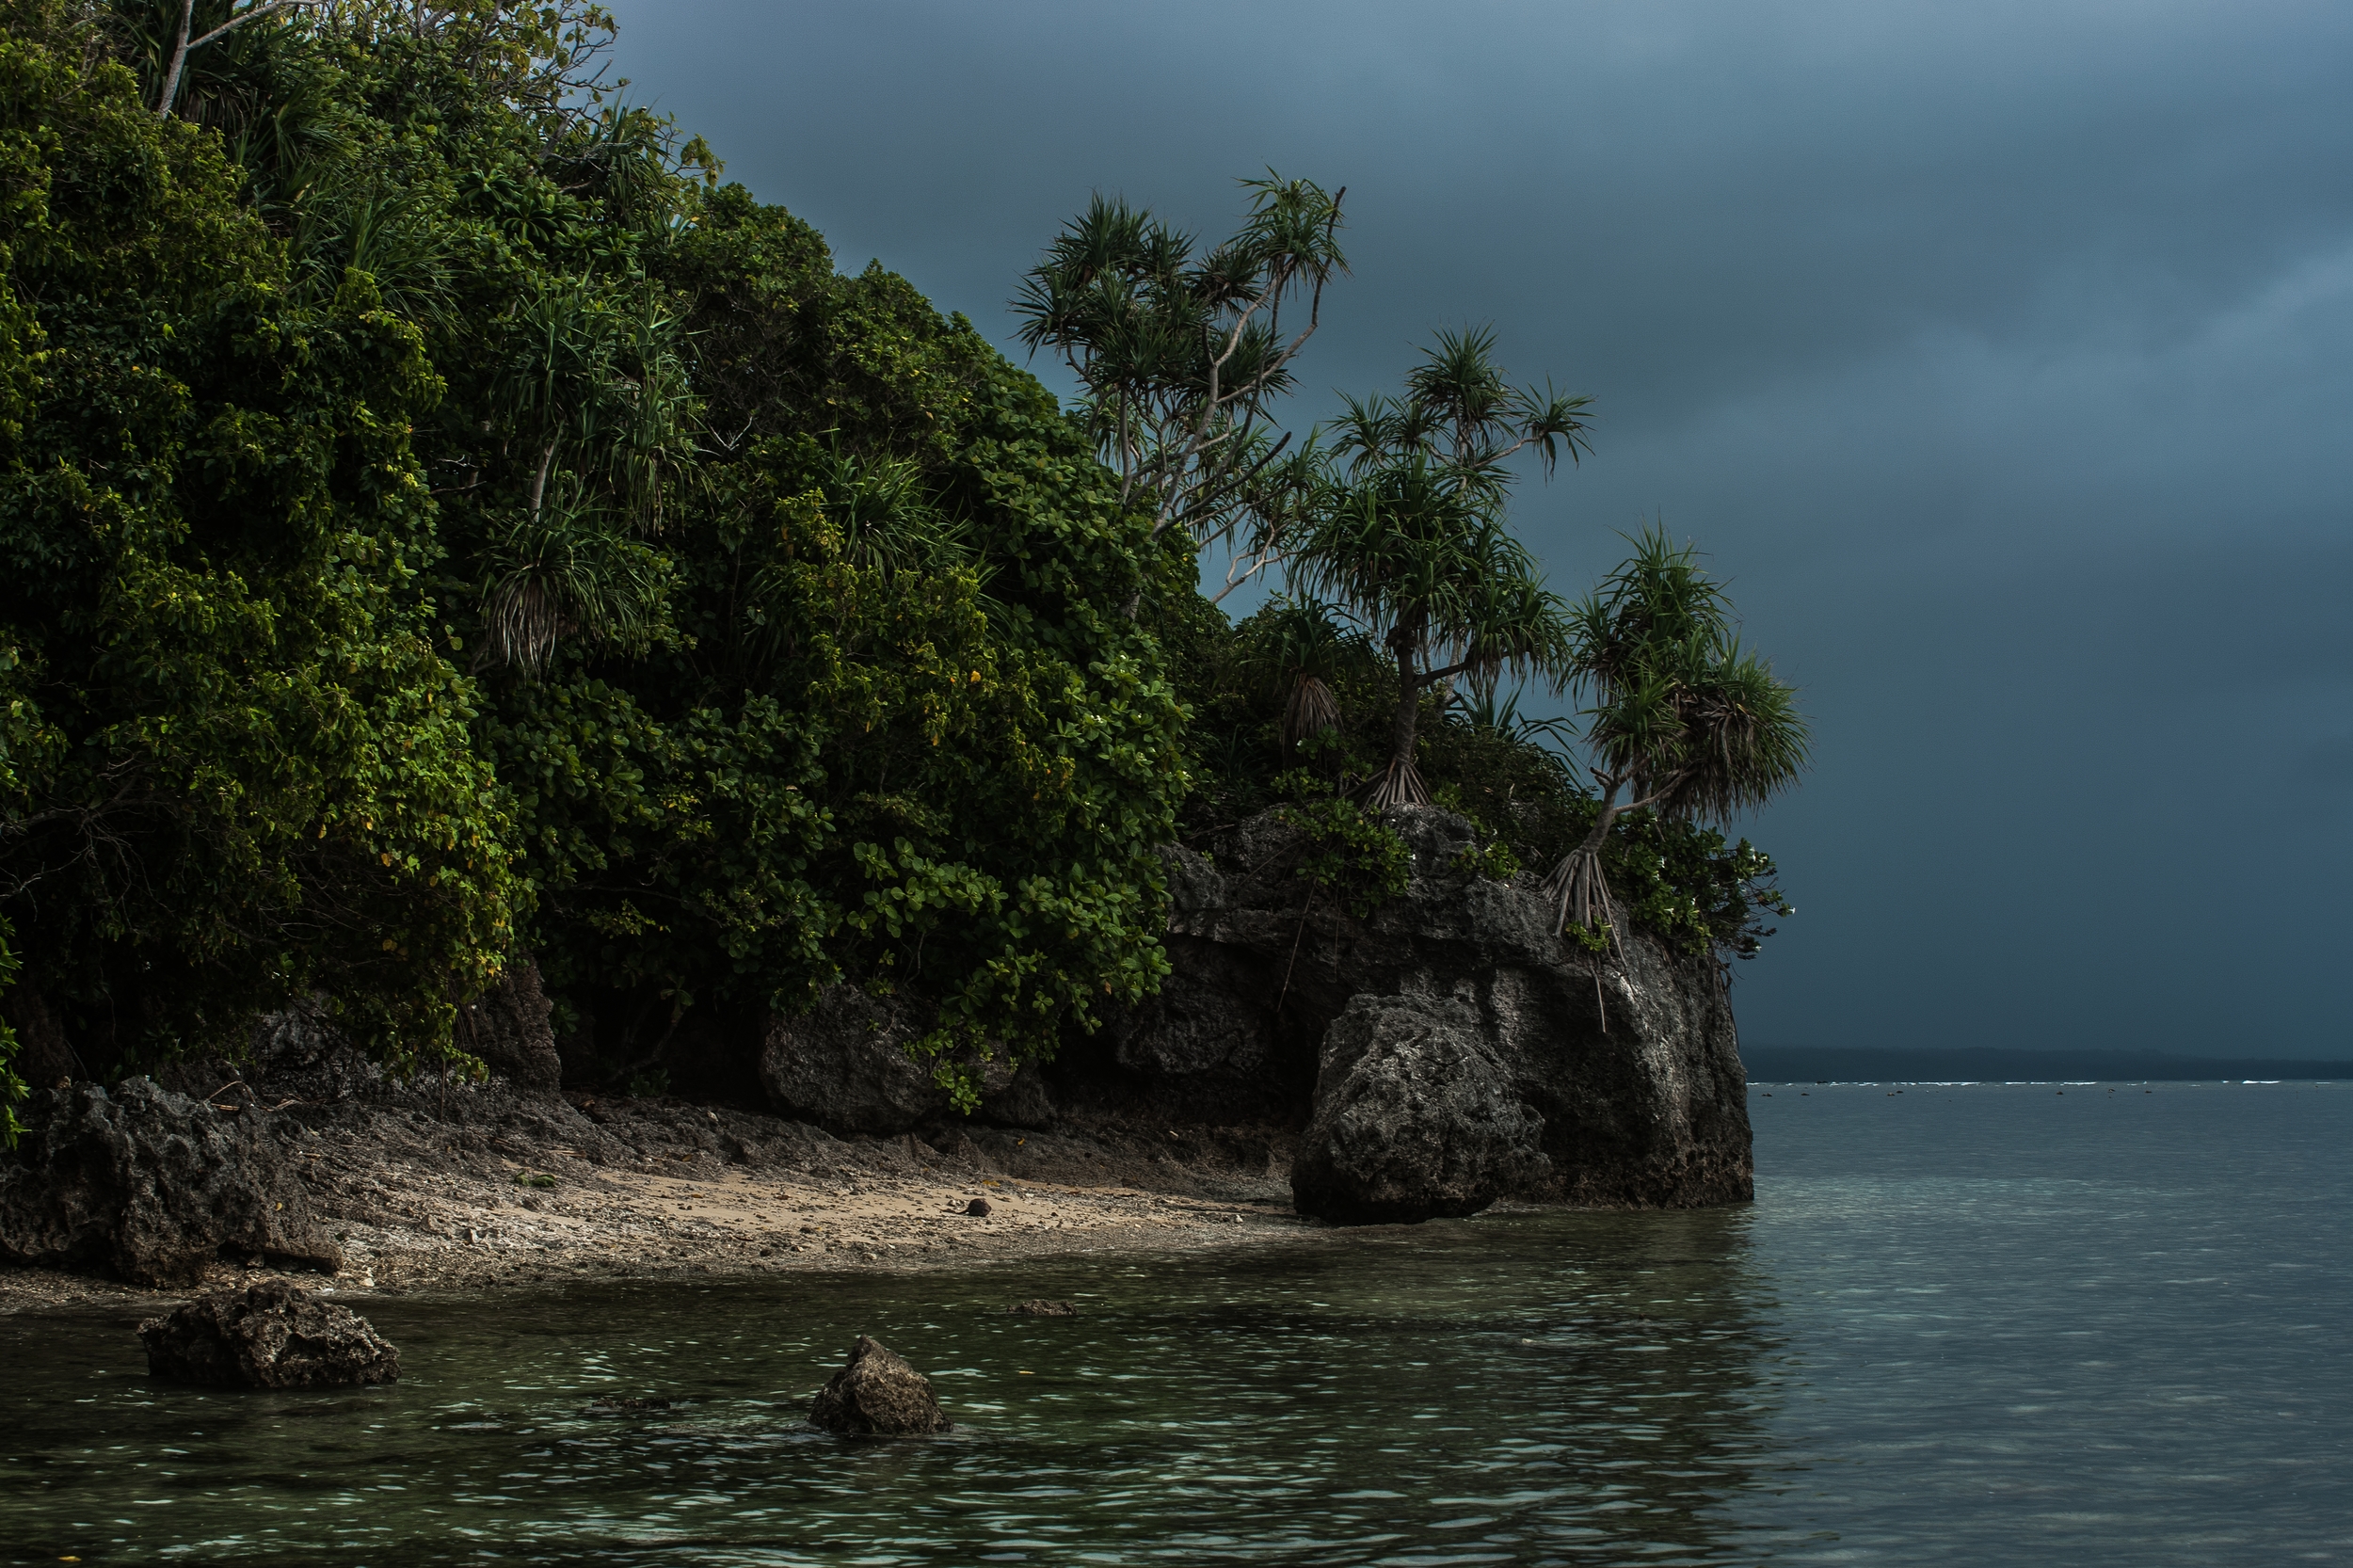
[1741, 1045, 2353, 1079]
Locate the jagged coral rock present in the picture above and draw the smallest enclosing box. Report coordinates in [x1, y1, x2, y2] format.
[0, 1080, 341, 1287]
[1131, 807, 1752, 1216]
[808, 1336, 951, 1435]
[140, 1279, 398, 1387]
[1290, 993, 1550, 1224]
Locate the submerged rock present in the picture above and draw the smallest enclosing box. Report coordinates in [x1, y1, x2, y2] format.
[139, 1279, 399, 1387]
[808, 1335, 951, 1435]
[0, 1079, 341, 1287]
[1289, 993, 1550, 1224]
[1007, 1298, 1077, 1317]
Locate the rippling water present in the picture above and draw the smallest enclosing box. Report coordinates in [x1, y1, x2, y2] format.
[4, 1081, 2348, 1565]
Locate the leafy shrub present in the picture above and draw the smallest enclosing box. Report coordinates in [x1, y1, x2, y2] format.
[1174, 600, 1788, 962]
[0, 3, 1186, 1096]
[1278, 797, 1411, 919]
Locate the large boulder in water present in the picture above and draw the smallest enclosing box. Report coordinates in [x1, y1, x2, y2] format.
[0, 1079, 342, 1287]
[139, 1279, 398, 1387]
[808, 1335, 951, 1434]
[1055, 806, 1751, 1211]
[1290, 993, 1550, 1224]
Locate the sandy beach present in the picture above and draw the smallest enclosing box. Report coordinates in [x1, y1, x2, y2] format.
[0, 1083, 1365, 1313]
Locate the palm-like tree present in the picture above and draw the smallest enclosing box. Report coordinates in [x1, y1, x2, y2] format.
[1241, 595, 1362, 760]
[1540, 529, 1809, 938]
[1012, 174, 1346, 598]
[477, 277, 698, 673]
[1291, 330, 1592, 808]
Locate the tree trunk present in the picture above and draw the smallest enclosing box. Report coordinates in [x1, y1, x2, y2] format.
[155, 0, 198, 117]
[1387, 636, 1420, 767]
[155, 2, 307, 120]
[1365, 623, 1431, 808]
[1542, 785, 1629, 941]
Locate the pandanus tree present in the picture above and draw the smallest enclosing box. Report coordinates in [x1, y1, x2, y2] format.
[1540, 530, 1810, 940]
[475, 277, 698, 673]
[1241, 595, 1361, 760]
[1292, 330, 1593, 808]
[1012, 174, 1347, 600]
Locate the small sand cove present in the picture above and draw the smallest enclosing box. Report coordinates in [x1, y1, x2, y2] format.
[0, 1082, 1357, 1312]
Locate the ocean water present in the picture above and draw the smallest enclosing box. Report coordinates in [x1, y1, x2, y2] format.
[2, 1080, 2346, 1566]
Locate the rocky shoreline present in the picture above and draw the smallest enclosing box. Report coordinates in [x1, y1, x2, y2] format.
[0, 1073, 1366, 1314]
[2, 806, 1752, 1313]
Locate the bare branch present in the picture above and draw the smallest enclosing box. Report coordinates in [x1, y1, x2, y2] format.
[157, 0, 311, 118]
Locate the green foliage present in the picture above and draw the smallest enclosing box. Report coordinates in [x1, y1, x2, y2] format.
[1278, 796, 1410, 920]
[1448, 836, 1521, 885]
[1551, 807, 1791, 960]
[0, 4, 520, 1067]
[489, 199, 1190, 1092]
[1540, 524, 1810, 940]
[0, 0, 1189, 1094]
[1565, 525, 1810, 821]
[1288, 330, 1588, 806]
[1173, 596, 1790, 962]
[0, 0, 1800, 1108]
[1013, 174, 1346, 562]
[0, 916, 24, 1148]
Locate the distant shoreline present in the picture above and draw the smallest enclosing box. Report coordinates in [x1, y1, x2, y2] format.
[1742, 1048, 2351, 1083]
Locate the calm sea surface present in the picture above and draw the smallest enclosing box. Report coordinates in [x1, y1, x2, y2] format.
[3, 1081, 2347, 1566]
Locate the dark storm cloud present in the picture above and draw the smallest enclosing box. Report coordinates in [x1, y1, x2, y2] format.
[608, 0, 2353, 1057]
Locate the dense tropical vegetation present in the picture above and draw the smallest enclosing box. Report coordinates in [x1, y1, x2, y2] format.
[0, 0, 1806, 1130]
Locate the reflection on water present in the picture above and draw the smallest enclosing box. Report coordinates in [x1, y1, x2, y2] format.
[7, 1083, 2351, 1565]
[2, 1210, 1779, 1566]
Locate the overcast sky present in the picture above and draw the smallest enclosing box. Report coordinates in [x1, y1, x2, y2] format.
[608, 1, 2352, 1060]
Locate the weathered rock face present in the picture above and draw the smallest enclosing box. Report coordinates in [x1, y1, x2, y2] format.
[0, 1079, 342, 1287]
[0, 985, 77, 1091]
[808, 1335, 951, 1434]
[757, 806, 1750, 1215]
[453, 958, 563, 1090]
[1289, 993, 1550, 1224]
[759, 986, 1052, 1133]
[760, 989, 945, 1134]
[139, 1279, 399, 1387]
[238, 1002, 384, 1103]
[1123, 807, 1750, 1213]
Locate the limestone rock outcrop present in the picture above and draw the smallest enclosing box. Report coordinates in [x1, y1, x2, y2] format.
[808, 1335, 951, 1434]
[453, 957, 564, 1090]
[139, 1279, 399, 1387]
[1110, 806, 1750, 1217]
[1289, 993, 1550, 1224]
[755, 805, 1751, 1221]
[0, 1079, 342, 1286]
[759, 986, 1051, 1133]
